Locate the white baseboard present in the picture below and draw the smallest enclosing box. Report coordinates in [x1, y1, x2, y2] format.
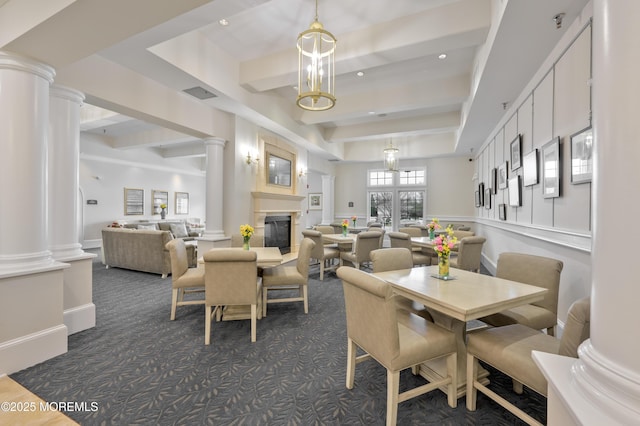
[64, 303, 96, 335]
[83, 239, 102, 249]
[0, 325, 67, 375]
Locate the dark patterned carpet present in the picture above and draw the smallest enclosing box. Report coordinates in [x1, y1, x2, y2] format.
[11, 253, 546, 425]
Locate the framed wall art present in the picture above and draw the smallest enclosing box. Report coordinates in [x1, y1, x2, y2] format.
[542, 137, 561, 198]
[508, 175, 521, 207]
[124, 188, 144, 215]
[478, 182, 485, 206]
[308, 193, 322, 210]
[523, 149, 539, 186]
[175, 192, 189, 215]
[510, 134, 522, 171]
[498, 162, 508, 189]
[570, 126, 593, 184]
[475, 191, 481, 207]
[491, 168, 498, 194]
[484, 188, 491, 210]
[499, 203, 507, 220]
[152, 190, 169, 215]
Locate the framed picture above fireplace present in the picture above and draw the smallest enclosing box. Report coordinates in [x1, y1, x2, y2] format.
[267, 152, 292, 187]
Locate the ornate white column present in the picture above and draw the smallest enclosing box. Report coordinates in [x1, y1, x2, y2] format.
[48, 85, 85, 258]
[203, 137, 226, 238]
[0, 52, 55, 271]
[321, 175, 335, 225]
[534, 1, 640, 423]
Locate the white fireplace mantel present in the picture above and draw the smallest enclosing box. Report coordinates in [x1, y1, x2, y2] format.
[251, 192, 306, 251]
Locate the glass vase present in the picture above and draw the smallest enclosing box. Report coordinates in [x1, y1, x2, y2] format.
[243, 237, 250, 250]
[342, 227, 348, 237]
[429, 229, 435, 240]
[438, 253, 449, 278]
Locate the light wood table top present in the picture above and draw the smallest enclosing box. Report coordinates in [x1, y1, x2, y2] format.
[374, 265, 547, 322]
[199, 247, 283, 268]
[322, 233, 358, 244]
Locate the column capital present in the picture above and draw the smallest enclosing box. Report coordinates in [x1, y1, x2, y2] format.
[0, 51, 55, 83]
[203, 137, 226, 148]
[50, 85, 85, 104]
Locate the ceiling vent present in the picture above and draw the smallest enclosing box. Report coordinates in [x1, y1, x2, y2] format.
[183, 86, 217, 100]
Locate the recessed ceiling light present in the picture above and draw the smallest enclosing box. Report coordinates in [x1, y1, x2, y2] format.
[219, 18, 229, 26]
[438, 53, 447, 59]
[356, 71, 365, 77]
[368, 111, 376, 115]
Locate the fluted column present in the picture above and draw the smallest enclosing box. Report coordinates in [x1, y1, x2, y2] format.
[48, 85, 85, 259]
[534, 1, 640, 423]
[321, 175, 335, 225]
[0, 52, 55, 272]
[203, 137, 226, 238]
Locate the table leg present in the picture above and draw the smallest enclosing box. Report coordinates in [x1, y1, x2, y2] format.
[418, 311, 489, 398]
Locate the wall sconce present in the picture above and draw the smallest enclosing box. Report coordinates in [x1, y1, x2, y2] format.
[298, 168, 307, 178]
[245, 151, 259, 165]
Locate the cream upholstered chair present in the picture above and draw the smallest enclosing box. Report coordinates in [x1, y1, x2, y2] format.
[302, 229, 340, 280]
[369, 227, 386, 248]
[450, 236, 486, 273]
[480, 252, 563, 336]
[340, 231, 381, 270]
[452, 230, 475, 240]
[388, 232, 432, 266]
[203, 249, 261, 344]
[313, 225, 335, 235]
[367, 222, 383, 229]
[166, 239, 205, 320]
[231, 233, 264, 247]
[370, 248, 433, 322]
[398, 227, 421, 238]
[262, 238, 315, 316]
[467, 298, 590, 426]
[337, 267, 457, 426]
[330, 222, 344, 234]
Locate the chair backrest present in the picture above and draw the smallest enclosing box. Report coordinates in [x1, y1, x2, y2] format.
[166, 239, 188, 281]
[203, 249, 258, 305]
[296, 238, 316, 278]
[370, 248, 413, 273]
[301, 229, 324, 260]
[558, 297, 590, 357]
[353, 231, 383, 263]
[398, 227, 421, 237]
[455, 236, 486, 271]
[388, 232, 412, 250]
[367, 222, 383, 229]
[338, 267, 399, 363]
[496, 252, 563, 315]
[457, 225, 471, 231]
[313, 225, 334, 235]
[330, 222, 343, 234]
[368, 227, 386, 248]
[231, 233, 265, 247]
[453, 230, 475, 240]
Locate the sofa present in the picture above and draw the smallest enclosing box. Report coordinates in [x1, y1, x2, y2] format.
[121, 220, 202, 240]
[102, 227, 197, 278]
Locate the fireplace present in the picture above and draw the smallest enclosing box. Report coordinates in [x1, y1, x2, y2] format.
[264, 215, 291, 254]
[251, 192, 305, 253]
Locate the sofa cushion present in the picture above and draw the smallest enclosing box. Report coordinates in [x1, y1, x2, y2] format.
[170, 223, 189, 238]
[138, 223, 159, 230]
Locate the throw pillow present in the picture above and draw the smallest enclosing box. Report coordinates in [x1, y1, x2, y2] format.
[170, 223, 189, 238]
[137, 224, 158, 230]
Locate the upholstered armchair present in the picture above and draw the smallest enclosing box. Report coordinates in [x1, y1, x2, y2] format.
[480, 252, 563, 336]
[262, 238, 315, 316]
[466, 298, 590, 425]
[338, 267, 457, 425]
[388, 232, 432, 266]
[166, 239, 205, 320]
[449, 236, 486, 273]
[339, 231, 381, 270]
[203, 249, 261, 344]
[370, 248, 433, 322]
[398, 227, 422, 237]
[301, 229, 339, 280]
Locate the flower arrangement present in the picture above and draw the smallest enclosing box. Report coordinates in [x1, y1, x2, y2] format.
[240, 224, 254, 249]
[427, 218, 441, 231]
[351, 215, 357, 227]
[433, 227, 457, 258]
[160, 203, 167, 210]
[342, 219, 349, 235]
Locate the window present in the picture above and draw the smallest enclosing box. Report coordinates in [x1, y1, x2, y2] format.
[369, 170, 394, 186]
[369, 192, 393, 226]
[399, 191, 423, 223]
[399, 170, 425, 185]
[367, 168, 427, 230]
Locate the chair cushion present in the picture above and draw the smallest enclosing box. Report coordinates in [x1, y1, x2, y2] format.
[262, 265, 305, 286]
[467, 324, 560, 395]
[390, 309, 456, 371]
[481, 304, 556, 331]
[174, 266, 205, 289]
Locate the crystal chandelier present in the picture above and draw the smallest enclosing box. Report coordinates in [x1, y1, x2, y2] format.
[384, 141, 399, 172]
[296, 0, 336, 111]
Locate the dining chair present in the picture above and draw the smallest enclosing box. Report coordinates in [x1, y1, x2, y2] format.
[480, 252, 563, 336]
[339, 231, 381, 270]
[165, 239, 205, 320]
[370, 247, 433, 322]
[301, 229, 340, 280]
[466, 298, 590, 426]
[449, 236, 486, 273]
[203, 249, 261, 344]
[337, 266, 457, 426]
[387, 232, 433, 266]
[398, 227, 421, 238]
[262, 238, 315, 316]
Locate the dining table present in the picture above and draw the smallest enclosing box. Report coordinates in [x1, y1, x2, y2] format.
[199, 246, 284, 320]
[373, 265, 548, 397]
[321, 233, 358, 245]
